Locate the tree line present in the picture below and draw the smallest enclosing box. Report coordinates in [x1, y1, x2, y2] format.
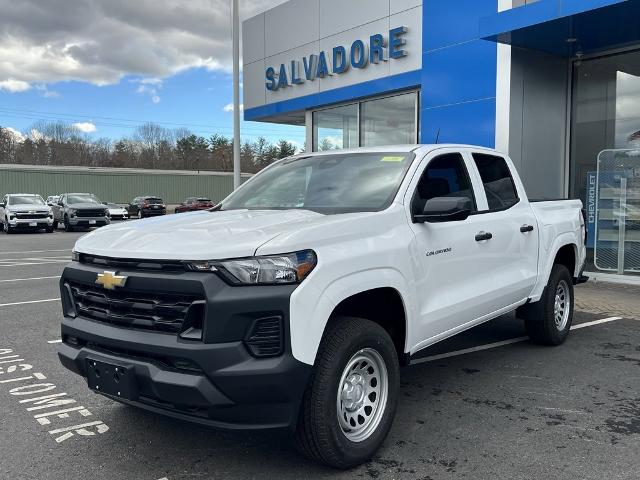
[0, 121, 299, 173]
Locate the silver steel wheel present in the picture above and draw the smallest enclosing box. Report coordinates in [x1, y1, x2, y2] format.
[337, 348, 388, 443]
[554, 280, 570, 331]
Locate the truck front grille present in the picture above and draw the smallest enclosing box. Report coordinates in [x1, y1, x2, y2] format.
[67, 281, 204, 334]
[78, 253, 186, 272]
[76, 209, 106, 218]
[15, 212, 49, 219]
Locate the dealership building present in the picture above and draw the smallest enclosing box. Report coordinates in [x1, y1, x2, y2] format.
[242, 0, 640, 281]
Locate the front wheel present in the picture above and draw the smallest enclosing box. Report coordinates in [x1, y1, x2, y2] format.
[4, 218, 12, 234]
[63, 215, 73, 232]
[52, 220, 58, 229]
[46, 226, 54, 233]
[522, 264, 574, 346]
[295, 317, 399, 469]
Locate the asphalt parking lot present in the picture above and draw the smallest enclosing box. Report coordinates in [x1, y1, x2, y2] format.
[1, 229, 639, 480]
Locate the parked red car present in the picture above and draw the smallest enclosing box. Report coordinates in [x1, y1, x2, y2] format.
[174, 197, 215, 213]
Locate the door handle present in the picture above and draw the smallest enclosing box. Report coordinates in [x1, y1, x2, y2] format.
[520, 224, 534, 233]
[475, 231, 493, 241]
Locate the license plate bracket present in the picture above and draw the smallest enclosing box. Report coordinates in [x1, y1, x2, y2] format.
[86, 359, 137, 400]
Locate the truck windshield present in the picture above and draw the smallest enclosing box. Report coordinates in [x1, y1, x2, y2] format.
[9, 195, 45, 206]
[67, 194, 101, 204]
[220, 151, 415, 214]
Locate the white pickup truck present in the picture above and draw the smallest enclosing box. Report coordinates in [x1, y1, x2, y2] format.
[58, 145, 586, 468]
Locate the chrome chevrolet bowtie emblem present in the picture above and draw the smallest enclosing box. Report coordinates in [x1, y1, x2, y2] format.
[95, 271, 127, 290]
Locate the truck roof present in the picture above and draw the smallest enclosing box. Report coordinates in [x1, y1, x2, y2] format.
[297, 144, 505, 157]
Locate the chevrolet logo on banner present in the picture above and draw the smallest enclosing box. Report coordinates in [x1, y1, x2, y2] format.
[95, 271, 128, 290]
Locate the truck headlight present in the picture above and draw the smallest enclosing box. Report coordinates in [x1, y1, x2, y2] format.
[185, 250, 317, 285]
[69, 208, 77, 217]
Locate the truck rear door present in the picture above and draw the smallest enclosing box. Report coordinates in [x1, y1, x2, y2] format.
[464, 151, 539, 307]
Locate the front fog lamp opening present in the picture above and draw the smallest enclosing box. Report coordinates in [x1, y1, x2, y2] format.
[215, 250, 317, 286]
[179, 300, 205, 340]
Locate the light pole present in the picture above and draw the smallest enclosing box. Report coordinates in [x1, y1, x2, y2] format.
[232, 0, 241, 190]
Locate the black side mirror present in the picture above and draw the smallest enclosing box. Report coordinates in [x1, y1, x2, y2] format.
[413, 197, 472, 223]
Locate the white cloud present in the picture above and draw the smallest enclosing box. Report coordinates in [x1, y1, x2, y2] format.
[0, 78, 31, 92]
[0, 0, 284, 88]
[223, 102, 243, 113]
[134, 78, 162, 103]
[72, 122, 97, 133]
[4, 127, 26, 142]
[35, 84, 60, 98]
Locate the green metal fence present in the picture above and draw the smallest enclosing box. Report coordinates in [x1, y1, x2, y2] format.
[0, 165, 250, 204]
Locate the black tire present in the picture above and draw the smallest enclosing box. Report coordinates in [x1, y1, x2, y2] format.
[522, 264, 574, 346]
[5, 217, 12, 234]
[0, 220, 3, 232]
[64, 215, 73, 232]
[294, 317, 400, 469]
[52, 221, 58, 230]
[46, 226, 54, 233]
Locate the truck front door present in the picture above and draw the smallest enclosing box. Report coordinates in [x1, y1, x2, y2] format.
[406, 149, 505, 349]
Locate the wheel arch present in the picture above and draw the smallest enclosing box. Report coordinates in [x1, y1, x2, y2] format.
[529, 234, 580, 302]
[289, 268, 413, 366]
[328, 287, 408, 365]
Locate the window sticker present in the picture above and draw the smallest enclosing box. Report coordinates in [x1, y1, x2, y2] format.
[381, 156, 405, 162]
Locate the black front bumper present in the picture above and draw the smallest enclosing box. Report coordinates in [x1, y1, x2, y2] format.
[58, 262, 311, 430]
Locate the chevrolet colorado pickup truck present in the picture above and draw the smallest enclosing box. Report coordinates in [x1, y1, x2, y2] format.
[58, 145, 586, 468]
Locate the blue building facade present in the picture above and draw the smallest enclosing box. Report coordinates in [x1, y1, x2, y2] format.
[243, 0, 640, 280]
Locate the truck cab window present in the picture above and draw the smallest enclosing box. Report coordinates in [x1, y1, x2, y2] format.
[413, 153, 476, 215]
[472, 153, 519, 210]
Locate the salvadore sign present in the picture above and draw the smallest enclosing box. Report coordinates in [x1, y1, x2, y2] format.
[265, 26, 408, 92]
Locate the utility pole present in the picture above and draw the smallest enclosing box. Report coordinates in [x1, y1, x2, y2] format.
[232, 0, 241, 190]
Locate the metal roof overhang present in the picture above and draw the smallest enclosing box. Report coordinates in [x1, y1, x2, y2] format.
[480, 0, 640, 57]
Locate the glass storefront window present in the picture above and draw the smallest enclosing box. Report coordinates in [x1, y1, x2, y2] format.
[361, 93, 418, 147]
[313, 104, 358, 151]
[311, 91, 418, 151]
[570, 50, 640, 276]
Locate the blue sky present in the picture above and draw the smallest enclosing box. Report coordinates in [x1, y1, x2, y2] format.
[0, 68, 305, 148]
[0, 0, 304, 149]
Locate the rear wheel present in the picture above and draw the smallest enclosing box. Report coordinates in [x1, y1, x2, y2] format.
[522, 264, 574, 346]
[295, 317, 399, 469]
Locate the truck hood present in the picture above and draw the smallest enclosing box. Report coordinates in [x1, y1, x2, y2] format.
[74, 209, 325, 260]
[67, 203, 106, 210]
[7, 205, 50, 213]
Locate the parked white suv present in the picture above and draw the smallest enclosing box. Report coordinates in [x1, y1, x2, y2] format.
[58, 145, 586, 468]
[0, 193, 54, 233]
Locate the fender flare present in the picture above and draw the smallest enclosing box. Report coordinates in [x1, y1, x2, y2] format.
[529, 233, 578, 301]
[289, 268, 412, 366]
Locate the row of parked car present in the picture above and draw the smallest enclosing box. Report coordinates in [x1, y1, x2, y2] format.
[0, 193, 216, 233]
